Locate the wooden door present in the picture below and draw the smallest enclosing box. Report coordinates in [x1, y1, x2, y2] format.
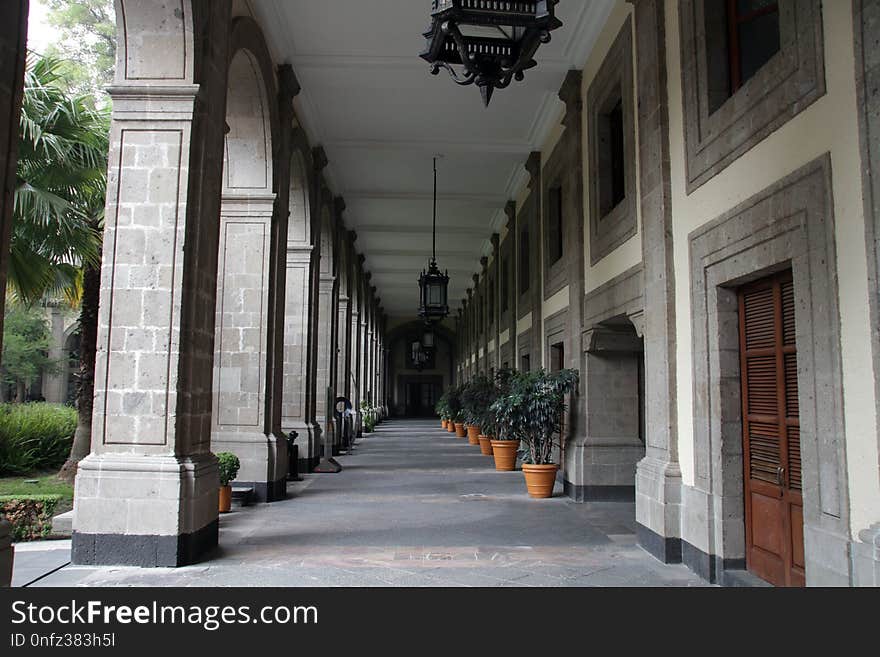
[738, 271, 805, 587]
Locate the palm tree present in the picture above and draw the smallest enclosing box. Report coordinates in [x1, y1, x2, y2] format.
[11, 56, 109, 481]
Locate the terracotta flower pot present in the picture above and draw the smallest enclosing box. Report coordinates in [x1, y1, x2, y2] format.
[478, 435, 493, 456]
[447, 422, 456, 433]
[467, 425, 481, 445]
[490, 440, 518, 471]
[454, 422, 466, 438]
[218, 485, 232, 513]
[521, 464, 558, 499]
[441, 419, 448, 429]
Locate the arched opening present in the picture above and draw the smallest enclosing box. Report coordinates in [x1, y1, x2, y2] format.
[210, 44, 287, 502]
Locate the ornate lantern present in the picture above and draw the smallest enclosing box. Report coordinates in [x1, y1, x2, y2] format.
[420, 0, 563, 106]
[418, 157, 451, 323]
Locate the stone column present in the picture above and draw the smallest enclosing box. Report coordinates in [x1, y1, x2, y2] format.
[505, 202, 518, 367]
[491, 233, 501, 371]
[210, 192, 287, 502]
[73, 0, 234, 567]
[628, 0, 683, 563]
[42, 304, 69, 403]
[303, 147, 328, 467]
[0, 0, 28, 586]
[315, 273, 337, 443]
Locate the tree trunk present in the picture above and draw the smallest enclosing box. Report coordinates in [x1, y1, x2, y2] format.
[58, 259, 100, 483]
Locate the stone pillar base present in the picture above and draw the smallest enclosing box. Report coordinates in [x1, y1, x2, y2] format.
[635, 455, 682, 563]
[71, 453, 219, 567]
[0, 519, 13, 587]
[564, 442, 644, 502]
[211, 431, 288, 503]
[852, 523, 880, 587]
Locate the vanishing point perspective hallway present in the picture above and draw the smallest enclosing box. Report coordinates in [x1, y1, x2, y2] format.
[20, 421, 705, 587]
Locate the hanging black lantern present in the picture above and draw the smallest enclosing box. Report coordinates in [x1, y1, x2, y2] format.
[418, 157, 451, 323]
[420, 0, 563, 106]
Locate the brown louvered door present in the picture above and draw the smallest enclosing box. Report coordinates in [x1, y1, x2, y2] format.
[738, 271, 805, 587]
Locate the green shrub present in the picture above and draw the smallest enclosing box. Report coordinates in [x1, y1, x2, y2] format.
[0, 403, 78, 476]
[0, 494, 62, 541]
[216, 452, 240, 487]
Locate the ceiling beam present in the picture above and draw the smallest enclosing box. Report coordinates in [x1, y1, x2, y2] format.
[326, 138, 531, 155]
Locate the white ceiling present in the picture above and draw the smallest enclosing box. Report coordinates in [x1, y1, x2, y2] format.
[251, 0, 615, 316]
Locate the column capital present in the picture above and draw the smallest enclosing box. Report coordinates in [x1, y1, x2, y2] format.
[278, 64, 301, 103]
[313, 146, 328, 171]
[525, 151, 541, 190]
[504, 200, 517, 230]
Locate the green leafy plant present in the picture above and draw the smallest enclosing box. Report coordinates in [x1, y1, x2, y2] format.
[488, 368, 579, 464]
[0, 403, 77, 475]
[216, 452, 240, 487]
[0, 494, 62, 541]
[435, 392, 451, 420]
[360, 400, 379, 432]
[460, 375, 496, 433]
[444, 384, 463, 423]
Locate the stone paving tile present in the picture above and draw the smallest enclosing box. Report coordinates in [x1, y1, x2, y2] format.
[21, 420, 710, 587]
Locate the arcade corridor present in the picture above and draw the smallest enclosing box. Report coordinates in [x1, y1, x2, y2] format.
[20, 422, 705, 587]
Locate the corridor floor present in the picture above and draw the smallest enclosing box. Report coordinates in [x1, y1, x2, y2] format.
[23, 420, 708, 587]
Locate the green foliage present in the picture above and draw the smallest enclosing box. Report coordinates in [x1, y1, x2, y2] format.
[1, 303, 59, 393]
[216, 452, 240, 487]
[0, 494, 62, 541]
[443, 384, 463, 422]
[459, 375, 497, 432]
[13, 56, 109, 306]
[360, 400, 380, 433]
[0, 403, 77, 475]
[434, 392, 450, 420]
[489, 369, 579, 464]
[44, 0, 116, 100]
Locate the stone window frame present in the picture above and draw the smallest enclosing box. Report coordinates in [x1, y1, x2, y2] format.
[688, 155, 851, 585]
[517, 329, 531, 371]
[588, 16, 637, 265]
[542, 132, 580, 297]
[518, 190, 538, 320]
[679, 0, 826, 193]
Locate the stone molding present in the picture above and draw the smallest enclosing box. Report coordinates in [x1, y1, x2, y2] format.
[678, 0, 826, 192]
[687, 154, 851, 585]
[587, 16, 637, 265]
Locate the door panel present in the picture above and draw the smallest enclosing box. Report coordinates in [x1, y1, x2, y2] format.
[738, 270, 804, 587]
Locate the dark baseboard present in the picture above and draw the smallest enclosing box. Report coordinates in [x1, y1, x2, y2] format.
[238, 478, 286, 503]
[71, 519, 219, 568]
[563, 479, 635, 502]
[637, 523, 682, 564]
[681, 540, 753, 585]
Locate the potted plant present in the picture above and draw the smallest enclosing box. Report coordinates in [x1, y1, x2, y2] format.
[516, 368, 579, 498]
[461, 377, 486, 445]
[488, 368, 524, 471]
[477, 376, 500, 457]
[217, 451, 241, 513]
[446, 385, 466, 437]
[435, 393, 450, 429]
[361, 400, 377, 433]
